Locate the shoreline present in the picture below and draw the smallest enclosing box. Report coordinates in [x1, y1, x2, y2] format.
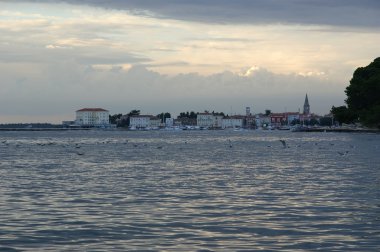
[295, 128, 380, 133]
[0, 127, 378, 133]
[0, 128, 92, 131]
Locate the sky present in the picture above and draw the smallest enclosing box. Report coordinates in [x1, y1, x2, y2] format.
[0, 0, 379, 123]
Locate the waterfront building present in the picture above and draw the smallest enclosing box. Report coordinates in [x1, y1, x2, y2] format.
[197, 113, 215, 128]
[287, 112, 300, 124]
[214, 115, 224, 128]
[222, 116, 245, 129]
[76, 108, 109, 127]
[196, 113, 224, 128]
[165, 118, 174, 127]
[149, 117, 161, 128]
[129, 115, 151, 129]
[129, 115, 161, 129]
[175, 118, 197, 126]
[245, 115, 256, 129]
[255, 114, 271, 128]
[270, 113, 287, 128]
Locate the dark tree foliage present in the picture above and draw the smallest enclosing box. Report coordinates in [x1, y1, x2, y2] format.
[331, 106, 357, 125]
[156, 112, 171, 123]
[211, 111, 225, 116]
[319, 117, 333, 126]
[125, 109, 141, 127]
[309, 118, 319, 126]
[177, 111, 198, 119]
[109, 114, 122, 124]
[344, 57, 380, 127]
[265, 110, 271, 116]
[128, 110, 140, 116]
[290, 119, 300, 126]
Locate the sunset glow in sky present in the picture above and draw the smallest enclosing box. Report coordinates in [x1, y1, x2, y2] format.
[1, 0, 379, 123]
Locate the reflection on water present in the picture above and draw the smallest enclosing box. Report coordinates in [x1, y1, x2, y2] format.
[0, 130, 379, 251]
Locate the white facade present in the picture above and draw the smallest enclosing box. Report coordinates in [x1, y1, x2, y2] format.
[197, 113, 224, 128]
[76, 108, 109, 126]
[197, 113, 214, 128]
[165, 118, 174, 127]
[214, 115, 224, 128]
[150, 117, 161, 128]
[222, 117, 244, 129]
[255, 115, 271, 127]
[129, 116, 161, 129]
[129, 116, 150, 128]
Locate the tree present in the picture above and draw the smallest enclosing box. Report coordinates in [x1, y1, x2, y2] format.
[344, 57, 380, 127]
[177, 111, 199, 119]
[156, 112, 171, 123]
[309, 118, 319, 126]
[319, 117, 333, 126]
[109, 114, 122, 124]
[212, 111, 225, 116]
[189, 111, 197, 119]
[331, 106, 357, 125]
[265, 109, 271, 116]
[290, 119, 300, 126]
[128, 110, 140, 117]
[125, 109, 140, 126]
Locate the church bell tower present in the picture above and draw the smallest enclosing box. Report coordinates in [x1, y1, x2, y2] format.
[303, 94, 310, 115]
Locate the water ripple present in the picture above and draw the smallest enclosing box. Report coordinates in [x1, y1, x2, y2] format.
[0, 130, 379, 251]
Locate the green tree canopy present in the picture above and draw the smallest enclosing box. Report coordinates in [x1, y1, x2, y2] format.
[332, 57, 380, 128]
[346, 57, 380, 127]
[109, 113, 122, 124]
[156, 112, 171, 123]
[331, 106, 357, 125]
[128, 110, 140, 116]
[177, 111, 198, 119]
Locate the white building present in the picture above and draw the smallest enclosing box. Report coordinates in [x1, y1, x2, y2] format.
[76, 108, 109, 126]
[129, 115, 151, 129]
[129, 115, 161, 129]
[222, 116, 245, 129]
[197, 113, 214, 128]
[197, 113, 225, 128]
[214, 115, 224, 128]
[149, 117, 161, 128]
[165, 118, 174, 127]
[255, 114, 271, 128]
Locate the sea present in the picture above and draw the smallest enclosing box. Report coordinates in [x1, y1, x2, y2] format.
[0, 130, 379, 251]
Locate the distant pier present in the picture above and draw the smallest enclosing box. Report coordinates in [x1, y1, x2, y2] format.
[292, 127, 379, 133]
[0, 128, 92, 131]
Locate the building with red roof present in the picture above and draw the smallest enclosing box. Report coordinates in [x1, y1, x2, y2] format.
[75, 108, 109, 126]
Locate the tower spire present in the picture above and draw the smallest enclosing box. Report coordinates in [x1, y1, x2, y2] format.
[303, 93, 310, 115]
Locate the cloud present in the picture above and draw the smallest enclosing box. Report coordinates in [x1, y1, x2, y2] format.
[0, 0, 375, 123]
[0, 62, 346, 123]
[5, 0, 380, 28]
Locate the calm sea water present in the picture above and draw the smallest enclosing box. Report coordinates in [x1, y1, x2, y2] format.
[0, 130, 379, 251]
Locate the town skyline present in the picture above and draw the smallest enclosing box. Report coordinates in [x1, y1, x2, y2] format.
[1, 1, 379, 123]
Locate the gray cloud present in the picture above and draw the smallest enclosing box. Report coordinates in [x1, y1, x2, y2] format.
[5, 0, 380, 28]
[0, 63, 346, 122]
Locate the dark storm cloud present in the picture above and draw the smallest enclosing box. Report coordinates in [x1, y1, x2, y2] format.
[6, 0, 380, 28]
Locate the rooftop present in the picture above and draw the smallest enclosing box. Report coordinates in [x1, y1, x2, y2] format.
[76, 108, 109, 112]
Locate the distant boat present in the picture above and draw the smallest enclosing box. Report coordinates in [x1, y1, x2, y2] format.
[278, 126, 291, 130]
[291, 125, 308, 132]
